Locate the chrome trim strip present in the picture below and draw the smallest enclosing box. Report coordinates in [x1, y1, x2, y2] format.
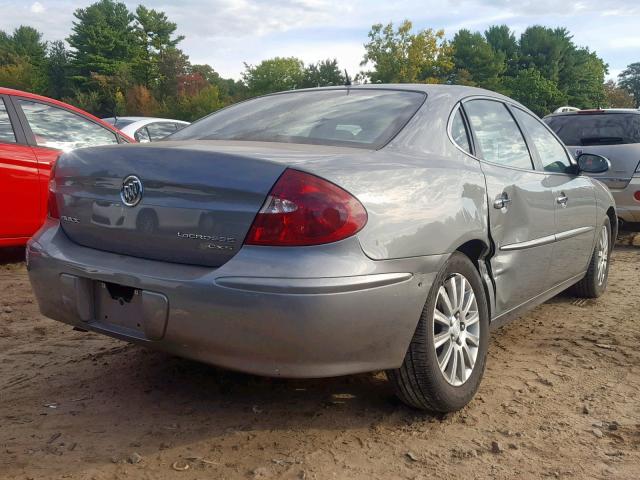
[500, 226, 594, 251]
[500, 234, 556, 251]
[555, 226, 594, 241]
[215, 272, 413, 295]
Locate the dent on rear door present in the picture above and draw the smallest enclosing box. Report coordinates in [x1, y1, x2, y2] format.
[482, 163, 556, 315]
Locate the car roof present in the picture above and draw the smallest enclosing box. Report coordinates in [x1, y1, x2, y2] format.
[284, 83, 513, 102]
[0, 87, 135, 141]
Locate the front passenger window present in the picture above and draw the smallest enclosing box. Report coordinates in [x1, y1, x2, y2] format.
[464, 100, 533, 170]
[512, 108, 572, 173]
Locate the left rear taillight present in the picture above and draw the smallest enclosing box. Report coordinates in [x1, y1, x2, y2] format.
[245, 169, 368, 246]
[48, 160, 59, 219]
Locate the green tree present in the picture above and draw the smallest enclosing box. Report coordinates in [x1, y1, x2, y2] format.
[561, 48, 607, 108]
[191, 64, 248, 103]
[0, 26, 48, 93]
[518, 26, 572, 83]
[67, 0, 138, 80]
[361, 20, 453, 83]
[451, 29, 505, 90]
[242, 57, 304, 96]
[604, 80, 635, 108]
[10, 26, 47, 63]
[0, 56, 41, 91]
[301, 59, 345, 88]
[484, 25, 518, 75]
[618, 62, 640, 107]
[503, 67, 566, 116]
[46, 40, 71, 98]
[156, 47, 190, 99]
[170, 84, 222, 121]
[134, 5, 184, 87]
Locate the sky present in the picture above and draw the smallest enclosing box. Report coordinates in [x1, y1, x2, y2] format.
[1, 0, 639, 81]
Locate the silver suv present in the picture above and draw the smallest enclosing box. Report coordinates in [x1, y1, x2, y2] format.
[545, 109, 640, 223]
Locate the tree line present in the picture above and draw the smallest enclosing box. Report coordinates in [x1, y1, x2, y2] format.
[1, 0, 639, 121]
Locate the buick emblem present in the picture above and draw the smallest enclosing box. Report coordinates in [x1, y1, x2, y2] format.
[120, 175, 143, 207]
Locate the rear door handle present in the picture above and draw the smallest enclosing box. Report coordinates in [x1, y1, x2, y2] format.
[493, 192, 511, 209]
[556, 193, 568, 207]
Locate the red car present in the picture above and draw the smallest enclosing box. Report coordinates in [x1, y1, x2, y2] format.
[0, 88, 134, 247]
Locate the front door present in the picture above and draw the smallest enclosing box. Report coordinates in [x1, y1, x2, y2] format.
[463, 99, 557, 316]
[13, 97, 121, 229]
[511, 107, 597, 286]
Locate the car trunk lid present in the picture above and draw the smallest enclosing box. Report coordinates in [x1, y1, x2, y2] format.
[53, 141, 359, 267]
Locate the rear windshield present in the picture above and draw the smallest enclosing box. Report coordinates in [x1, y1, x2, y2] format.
[169, 89, 426, 149]
[544, 113, 640, 146]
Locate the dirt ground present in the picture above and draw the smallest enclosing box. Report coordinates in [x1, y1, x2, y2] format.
[1, 235, 639, 480]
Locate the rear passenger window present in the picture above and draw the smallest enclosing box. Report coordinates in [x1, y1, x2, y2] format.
[0, 99, 16, 143]
[451, 108, 471, 154]
[512, 108, 572, 173]
[464, 100, 533, 170]
[146, 122, 177, 141]
[135, 127, 151, 143]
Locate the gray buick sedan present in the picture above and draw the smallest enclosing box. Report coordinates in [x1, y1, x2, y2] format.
[28, 85, 616, 412]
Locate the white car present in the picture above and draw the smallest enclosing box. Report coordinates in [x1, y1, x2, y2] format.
[102, 117, 189, 142]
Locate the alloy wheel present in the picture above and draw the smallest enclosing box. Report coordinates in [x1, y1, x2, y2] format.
[433, 273, 480, 386]
[596, 225, 609, 286]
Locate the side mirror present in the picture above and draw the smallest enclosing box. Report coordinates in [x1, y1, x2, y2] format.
[577, 153, 610, 174]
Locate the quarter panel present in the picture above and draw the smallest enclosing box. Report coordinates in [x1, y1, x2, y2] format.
[344, 153, 488, 259]
[299, 90, 489, 261]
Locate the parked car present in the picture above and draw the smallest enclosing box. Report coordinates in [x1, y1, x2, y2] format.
[0, 87, 134, 248]
[544, 109, 640, 224]
[28, 85, 616, 412]
[102, 116, 189, 142]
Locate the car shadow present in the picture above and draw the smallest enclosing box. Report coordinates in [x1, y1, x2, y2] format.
[0, 247, 25, 266]
[3, 340, 441, 474]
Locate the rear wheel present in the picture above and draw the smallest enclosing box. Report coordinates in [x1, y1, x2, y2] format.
[572, 218, 611, 298]
[388, 252, 489, 412]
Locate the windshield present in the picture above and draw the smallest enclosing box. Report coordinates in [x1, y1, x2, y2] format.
[169, 89, 426, 149]
[544, 113, 640, 146]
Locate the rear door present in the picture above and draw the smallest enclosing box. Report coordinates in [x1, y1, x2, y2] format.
[462, 99, 556, 315]
[512, 107, 596, 285]
[0, 95, 41, 240]
[14, 98, 121, 226]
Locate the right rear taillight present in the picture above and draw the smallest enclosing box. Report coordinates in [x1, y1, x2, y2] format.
[47, 160, 59, 219]
[245, 169, 368, 246]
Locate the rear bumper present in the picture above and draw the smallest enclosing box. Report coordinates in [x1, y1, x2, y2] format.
[27, 220, 444, 378]
[612, 177, 640, 223]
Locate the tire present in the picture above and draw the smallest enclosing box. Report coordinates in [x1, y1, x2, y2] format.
[388, 252, 489, 412]
[572, 217, 611, 298]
